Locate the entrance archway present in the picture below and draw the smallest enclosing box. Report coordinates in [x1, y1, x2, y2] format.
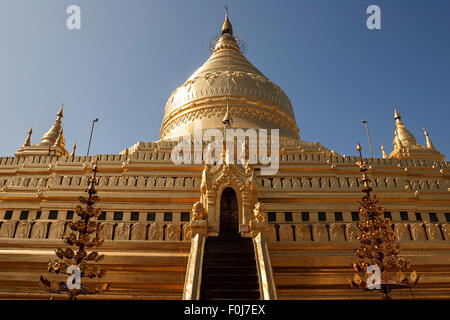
[220, 188, 239, 234]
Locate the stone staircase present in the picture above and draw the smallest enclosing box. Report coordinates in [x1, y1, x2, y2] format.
[200, 234, 260, 300]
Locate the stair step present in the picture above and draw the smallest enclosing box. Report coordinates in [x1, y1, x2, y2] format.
[206, 237, 252, 242]
[205, 244, 253, 248]
[200, 235, 260, 300]
[207, 236, 252, 241]
[207, 238, 253, 244]
[203, 266, 257, 274]
[204, 252, 255, 260]
[206, 242, 253, 247]
[202, 281, 260, 291]
[203, 259, 256, 266]
[203, 274, 259, 283]
[201, 289, 260, 300]
[208, 234, 249, 240]
[206, 245, 253, 249]
[204, 250, 254, 256]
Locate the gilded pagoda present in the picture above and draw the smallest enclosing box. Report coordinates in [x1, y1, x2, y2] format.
[0, 13, 449, 300]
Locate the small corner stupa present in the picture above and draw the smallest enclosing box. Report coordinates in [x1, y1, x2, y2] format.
[388, 107, 444, 161]
[15, 104, 69, 157]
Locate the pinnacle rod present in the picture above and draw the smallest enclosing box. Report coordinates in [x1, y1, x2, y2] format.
[87, 118, 98, 156]
[362, 120, 374, 159]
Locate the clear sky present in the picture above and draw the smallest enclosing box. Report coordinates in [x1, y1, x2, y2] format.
[0, 0, 449, 159]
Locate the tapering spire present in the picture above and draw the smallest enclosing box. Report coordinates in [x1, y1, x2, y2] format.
[221, 5, 233, 35]
[70, 143, 77, 157]
[22, 128, 32, 148]
[58, 103, 64, 119]
[423, 128, 435, 150]
[212, 8, 240, 54]
[394, 105, 401, 121]
[381, 144, 387, 159]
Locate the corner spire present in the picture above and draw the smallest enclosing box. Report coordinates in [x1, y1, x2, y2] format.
[388, 108, 444, 161]
[58, 103, 64, 119]
[22, 128, 32, 148]
[70, 143, 77, 157]
[53, 128, 65, 149]
[53, 128, 68, 156]
[381, 144, 387, 159]
[423, 128, 435, 150]
[221, 5, 233, 35]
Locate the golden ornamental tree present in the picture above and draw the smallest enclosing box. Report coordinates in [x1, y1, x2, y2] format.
[349, 143, 419, 299]
[40, 163, 111, 299]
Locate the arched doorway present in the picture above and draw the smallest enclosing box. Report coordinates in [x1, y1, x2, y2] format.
[220, 188, 239, 234]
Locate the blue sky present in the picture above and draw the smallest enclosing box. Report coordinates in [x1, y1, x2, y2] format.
[0, 0, 448, 159]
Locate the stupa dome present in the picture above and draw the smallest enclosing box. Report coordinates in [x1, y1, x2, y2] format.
[160, 13, 300, 141]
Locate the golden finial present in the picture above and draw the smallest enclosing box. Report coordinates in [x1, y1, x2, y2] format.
[423, 128, 435, 150]
[393, 105, 405, 129]
[394, 105, 400, 120]
[356, 142, 362, 156]
[356, 143, 371, 194]
[57, 103, 64, 119]
[381, 144, 388, 159]
[221, 5, 233, 35]
[356, 142, 364, 170]
[22, 128, 32, 147]
[87, 160, 99, 195]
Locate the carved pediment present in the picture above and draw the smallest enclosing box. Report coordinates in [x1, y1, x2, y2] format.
[202, 162, 257, 194]
[212, 164, 246, 191]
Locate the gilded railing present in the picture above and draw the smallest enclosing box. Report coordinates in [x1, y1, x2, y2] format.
[182, 233, 206, 300]
[253, 232, 277, 300]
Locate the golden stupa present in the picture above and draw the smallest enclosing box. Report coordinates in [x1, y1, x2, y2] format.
[390, 107, 444, 161]
[160, 12, 299, 141]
